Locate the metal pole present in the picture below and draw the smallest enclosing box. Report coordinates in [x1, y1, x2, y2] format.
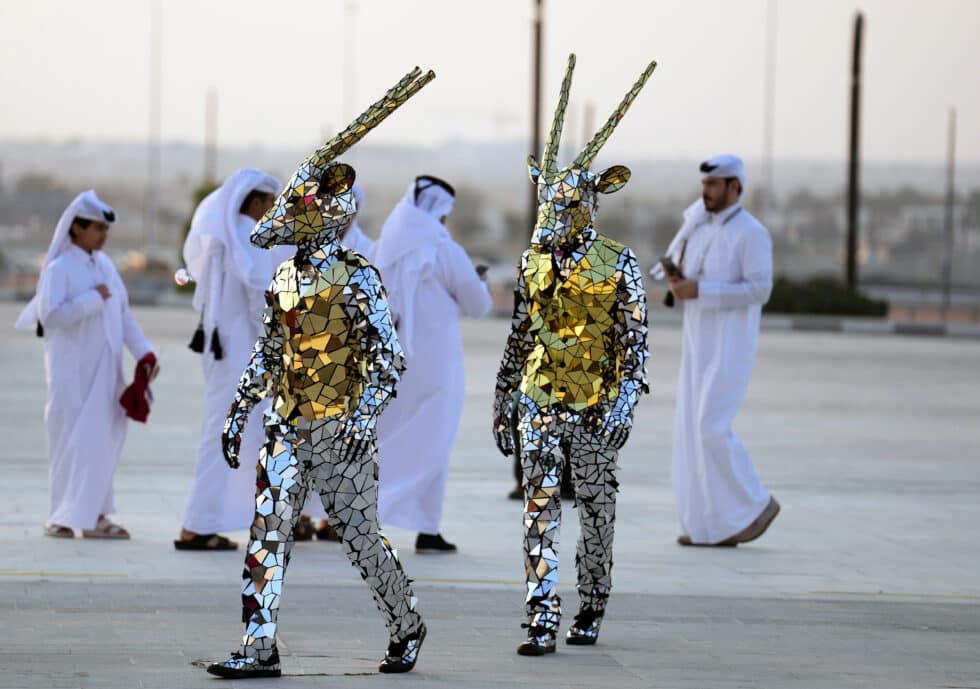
[145, 0, 162, 250]
[845, 12, 864, 291]
[582, 101, 595, 159]
[528, 0, 543, 239]
[342, 1, 357, 162]
[204, 87, 217, 184]
[762, 0, 777, 216]
[942, 107, 956, 321]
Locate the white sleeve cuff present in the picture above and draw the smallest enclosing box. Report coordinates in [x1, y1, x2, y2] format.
[697, 281, 724, 309]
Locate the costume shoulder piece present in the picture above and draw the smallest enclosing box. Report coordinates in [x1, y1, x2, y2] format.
[339, 247, 375, 270]
[594, 233, 627, 256]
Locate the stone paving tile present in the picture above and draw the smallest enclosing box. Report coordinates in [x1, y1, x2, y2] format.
[2, 582, 977, 689]
[2, 304, 979, 688]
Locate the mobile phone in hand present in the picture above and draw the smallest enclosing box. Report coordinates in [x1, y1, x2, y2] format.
[659, 256, 681, 278]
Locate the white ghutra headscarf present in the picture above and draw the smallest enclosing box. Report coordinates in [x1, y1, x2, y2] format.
[14, 190, 117, 331]
[182, 169, 284, 347]
[373, 177, 455, 353]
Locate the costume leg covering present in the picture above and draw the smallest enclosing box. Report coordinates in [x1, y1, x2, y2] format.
[568, 424, 618, 614]
[239, 421, 309, 660]
[519, 398, 566, 631]
[314, 425, 423, 641]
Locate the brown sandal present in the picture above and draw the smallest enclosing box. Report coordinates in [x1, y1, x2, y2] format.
[82, 516, 130, 540]
[173, 533, 238, 551]
[44, 524, 74, 538]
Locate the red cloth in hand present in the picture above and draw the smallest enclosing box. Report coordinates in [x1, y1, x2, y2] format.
[120, 352, 157, 423]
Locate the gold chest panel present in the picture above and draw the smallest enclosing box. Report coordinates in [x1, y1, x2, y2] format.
[271, 255, 367, 422]
[521, 235, 625, 410]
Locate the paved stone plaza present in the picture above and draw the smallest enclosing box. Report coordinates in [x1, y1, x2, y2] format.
[1, 303, 978, 688]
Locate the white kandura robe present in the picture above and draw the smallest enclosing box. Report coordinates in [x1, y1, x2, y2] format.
[343, 184, 375, 261]
[671, 203, 774, 544]
[183, 214, 291, 534]
[35, 245, 152, 529]
[375, 208, 492, 534]
[342, 224, 376, 262]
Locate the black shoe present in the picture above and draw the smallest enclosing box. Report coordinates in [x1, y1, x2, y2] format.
[292, 516, 314, 542]
[415, 533, 457, 554]
[517, 625, 557, 656]
[565, 607, 603, 645]
[507, 484, 524, 500]
[379, 625, 426, 673]
[314, 520, 341, 542]
[206, 650, 281, 679]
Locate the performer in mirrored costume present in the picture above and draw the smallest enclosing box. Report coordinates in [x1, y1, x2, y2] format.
[493, 54, 654, 656]
[296, 181, 374, 543]
[206, 67, 435, 680]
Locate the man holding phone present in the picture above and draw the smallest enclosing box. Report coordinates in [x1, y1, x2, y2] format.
[661, 154, 780, 547]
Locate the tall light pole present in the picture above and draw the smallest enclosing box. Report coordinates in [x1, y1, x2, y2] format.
[204, 87, 218, 185]
[581, 101, 595, 160]
[942, 107, 957, 321]
[342, 1, 357, 162]
[762, 0, 778, 217]
[845, 12, 864, 291]
[528, 0, 544, 239]
[145, 0, 162, 250]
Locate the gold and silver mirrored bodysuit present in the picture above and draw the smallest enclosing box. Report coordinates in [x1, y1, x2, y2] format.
[209, 67, 433, 678]
[229, 244, 419, 666]
[496, 228, 648, 638]
[493, 53, 653, 650]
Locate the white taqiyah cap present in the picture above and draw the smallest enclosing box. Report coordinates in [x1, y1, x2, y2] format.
[699, 154, 746, 189]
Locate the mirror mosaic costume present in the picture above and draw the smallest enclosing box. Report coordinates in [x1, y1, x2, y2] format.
[493, 54, 654, 655]
[206, 68, 434, 679]
[204, 52, 655, 675]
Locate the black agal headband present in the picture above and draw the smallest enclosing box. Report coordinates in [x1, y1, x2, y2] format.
[413, 175, 455, 204]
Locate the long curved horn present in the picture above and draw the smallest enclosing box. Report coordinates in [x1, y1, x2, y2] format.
[310, 67, 436, 166]
[573, 60, 656, 169]
[541, 53, 576, 173]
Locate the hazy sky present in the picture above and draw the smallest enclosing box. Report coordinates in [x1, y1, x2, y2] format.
[1, 0, 977, 163]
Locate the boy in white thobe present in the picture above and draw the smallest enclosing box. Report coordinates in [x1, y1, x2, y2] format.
[374, 177, 492, 553]
[176, 169, 288, 550]
[661, 154, 780, 547]
[15, 191, 155, 539]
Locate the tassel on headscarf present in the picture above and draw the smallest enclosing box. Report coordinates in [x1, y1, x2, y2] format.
[36, 322, 44, 338]
[188, 314, 205, 353]
[210, 327, 224, 360]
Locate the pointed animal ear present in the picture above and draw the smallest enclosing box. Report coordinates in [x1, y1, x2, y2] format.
[595, 165, 631, 194]
[528, 154, 542, 184]
[319, 163, 356, 197]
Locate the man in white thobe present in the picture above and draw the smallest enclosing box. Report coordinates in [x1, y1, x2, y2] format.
[662, 154, 780, 547]
[15, 191, 155, 539]
[176, 169, 288, 550]
[375, 176, 492, 553]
